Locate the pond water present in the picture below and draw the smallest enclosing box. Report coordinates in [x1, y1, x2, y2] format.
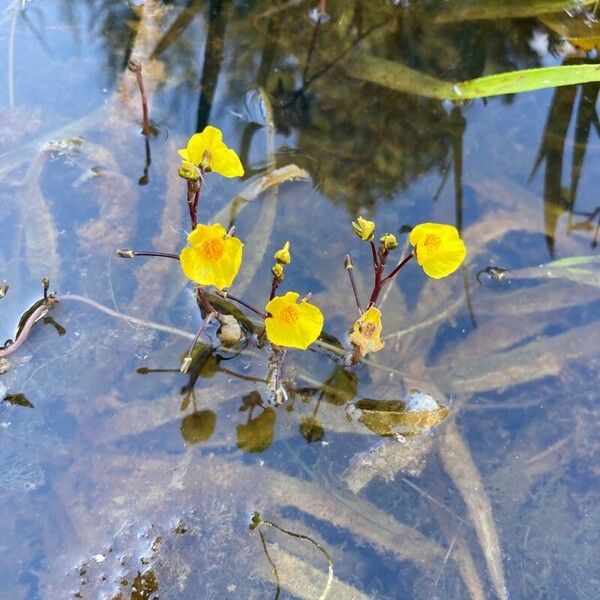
[1, 1, 599, 598]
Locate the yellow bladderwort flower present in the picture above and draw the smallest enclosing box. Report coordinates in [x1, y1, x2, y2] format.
[274, 241, 291, 265]
[352, 216, 376, 241]
[380, 233, 398, 251]
[179, 223, 244, 289]
[178, 125, 244, 178]
[264, 292, 324, 350]
[350, 306, 384, 359]
[409, 223, 466, 279]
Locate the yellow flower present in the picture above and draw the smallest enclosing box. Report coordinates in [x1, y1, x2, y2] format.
[409, 223, 466, 279]
[352, 216, 376, 241]
[178, 125, 244, 178]
[380, 233, 398, 251]
[265, 292, 324, 350]
[350, 306, 384, 358]
[180, 223, 244, 289]
[271, 263, 284, 278]
[274, 241, 291, 265]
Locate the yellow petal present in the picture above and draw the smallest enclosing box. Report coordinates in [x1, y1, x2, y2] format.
[180, 223, 243, 289]
[410, 223, 466, 279]
[352, 216, 376, 241]
[187, 223, 227, 247]
[210, 147, 245, 178]
[264, 291, 323, 350]
[350, 306, 384, 358]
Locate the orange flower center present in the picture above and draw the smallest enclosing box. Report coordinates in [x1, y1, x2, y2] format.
[423, 234, 441, 249]
[361, 322, 376, 337]
[277, 304, 300, 325]
[199, 238, 225, 261]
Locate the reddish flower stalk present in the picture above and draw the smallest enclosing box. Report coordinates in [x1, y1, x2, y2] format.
[368, 252, 414, 307]
[218, 291, 267, 319]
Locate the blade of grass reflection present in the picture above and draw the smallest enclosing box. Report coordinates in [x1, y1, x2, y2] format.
[214, 457, 449, 569]
[449, 105, 478, 330]
[228, 88, 279, 297]
[439, 423, 509, 600]
[477, 280, 598, 318]
[128, 149, 185, 319]
[256, 543, 373, 600]
[427, 476, 486, 600]
[196, 0, 227, 132]
[213, 164, 311, 229]
[15, 151, 60, 282]
[150, 0, 204, 59]
[529, 82, 577, 257]
[569, 82, 600, 229]
[431, 321, 600, 394]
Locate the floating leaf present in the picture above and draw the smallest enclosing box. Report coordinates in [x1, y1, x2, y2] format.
[180, 410, 217, 444]
[322, 367, 358, 406]
[299, 416, 325, 443]
[353, 397, 448, 437]
[237, 408, 276, 453]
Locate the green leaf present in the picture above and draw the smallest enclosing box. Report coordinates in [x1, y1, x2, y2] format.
[344, 53, 600, 100]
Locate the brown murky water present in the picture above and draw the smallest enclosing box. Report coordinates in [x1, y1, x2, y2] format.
[1, 1, 599, 598]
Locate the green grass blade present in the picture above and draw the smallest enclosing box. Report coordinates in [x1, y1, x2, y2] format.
[344, 53, 600, 100]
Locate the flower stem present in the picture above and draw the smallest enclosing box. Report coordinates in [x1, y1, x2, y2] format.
[368, 253, 414, 307]
[186, 179, 201, 229]
[218, 291, 267, 319]
[195, 287, 220, 317]
[344, 255, 363, 314]
[368, 241, 384, 306]
[269, 275, 281, 301]
[117, 249, 179, 260]
[382, 253, 414, 282]
[181, 313, 215, 373]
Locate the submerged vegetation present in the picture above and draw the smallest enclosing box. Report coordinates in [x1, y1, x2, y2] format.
[1, 0, 599, 598]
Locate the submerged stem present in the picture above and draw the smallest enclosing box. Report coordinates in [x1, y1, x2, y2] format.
[128, 59, 150, 136]
[250, 512, 333, 600]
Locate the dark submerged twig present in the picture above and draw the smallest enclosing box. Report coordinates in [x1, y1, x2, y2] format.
[128, 59, 150, 136]
[250, 511, 333, 599]
[257, 528, 281, 600]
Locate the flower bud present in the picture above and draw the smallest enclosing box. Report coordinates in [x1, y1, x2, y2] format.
[178, 159, 200, 181]
[380, 233, 398, 251]
[351, 216, 375, 241]
[271, 263, 284, 278]
[274, 241, 291, 265]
